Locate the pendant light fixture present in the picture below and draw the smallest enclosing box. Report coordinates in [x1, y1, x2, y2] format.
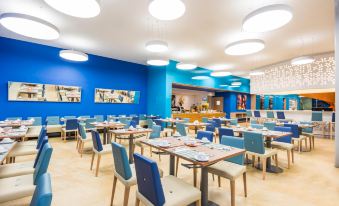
[243, 4, 293, 32]
[44, 0, 101, 18]
[0, 13, 59, 40]
[60, 50, 88, 62]
[291, 56, 315, 65]
[148, 0, 186, 21]
[145, 40, 169, 52]
[225, 39, 265, 56]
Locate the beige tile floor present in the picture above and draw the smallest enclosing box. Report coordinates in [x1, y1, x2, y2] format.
[1, 136, 339, 206]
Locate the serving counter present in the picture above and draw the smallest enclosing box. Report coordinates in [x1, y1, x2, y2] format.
[172, 112, 225, 122]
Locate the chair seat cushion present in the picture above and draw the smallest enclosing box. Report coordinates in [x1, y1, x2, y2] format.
[136, 175, 200, 206]
[292, 136, 307, 142]
[94, 144, 111, 154]
[246, 148, 277, 158]
[0, 161, 34, 179]
[61, 128, 78, 132]
[114, 164, 137, 187]
[8, 144, 37, 157]
[0, 174, 35, 203]
[25, 126, 42, 138]
[207, 161, 246, 181]
[47, 125, 62, 133]
[17, 140, 37, 147]
[271, 141, 294, 150]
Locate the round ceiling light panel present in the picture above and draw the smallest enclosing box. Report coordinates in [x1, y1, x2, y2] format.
[210, 71, 232, 77]
[59, 50, 88, 61]
[44, 0, 101, 18]
[145, 40, 169, 52]
[291, 56, 315, 65]
[176, 63, 197, 70]
[192, 76, 209, 80]
[225, 39, 265, 56]
[147, 59, 169, 66]
[149, 0, 186, 21]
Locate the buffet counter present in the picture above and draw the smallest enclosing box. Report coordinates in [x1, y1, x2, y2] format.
[172, 112, 225, 122]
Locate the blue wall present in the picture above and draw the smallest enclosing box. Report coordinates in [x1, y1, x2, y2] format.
[0, 37, 148, 120]
[215, 92, 251, 118]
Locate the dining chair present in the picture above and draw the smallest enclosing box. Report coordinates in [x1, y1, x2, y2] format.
[264, 122, 276, 131]
[330, 112, 335, 139]
[110, 142, 136, 206]
[27, 117, 42, 126]
[135, 125, 162, 156]
[253, 111, 261, 118]
[45, 116, 61, 134]
[94, 115, 104, 122]
[266, 111, 275, 119]
[218, 128, 234, 143]
[139, 114, 147, 120]
[146, 118, 154, 128]
[230, 118, 238, 126]
[64, 116, 76, 120]
[79, 115, 91, 119]
[90, 130, 111, 177]
[205, 124, 215, 133]
[16, 126, 46, 148]
[284, 123, 307, 153]
[208, 136, 247, 206]
[202, 117, 209, 123]
[182, 118, 190, 123]
[61, 118, 78, 141]
[6, 117, 22, 120]
[107, 115, 116, 122]
[30, 173, 53, 206]
[246, 110, 253, 125]
[243, 131, 278, 180]
[300, 121, 315, 149]
[133, 153, 201, 206]
[212, 118, 222, 129]
[250, 119, 258, 124]
[46, 116, 60, 125]
[276, 111, 285, 120]
[197, 131, 214, 142]
[271, 126, 294, 169]
[176, 123, 187, 136]
[250, 124, 264, 129]
[77, 123, 92, 157]
[0, 143, 53, 203]
[311, 111, 325, 138]
[85, 118, 97, 131]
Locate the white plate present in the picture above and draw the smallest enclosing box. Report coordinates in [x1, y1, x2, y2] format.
[194, 154, 209, 162]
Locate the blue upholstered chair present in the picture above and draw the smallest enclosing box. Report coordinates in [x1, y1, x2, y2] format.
[6, 117, 22, 120]
[250, 119, 258, 124]
[253, 111, 261, 118]
[30, 173, 52, 206]
[131, 116, 140, 125]
[85, 118, 97, 131]
[230, 118, 238, 126]
[266, 111, 275, 119]
[28, 117, 42, 126]
[300, 121, 315, 149]
[176, 123, 187, 136]
[271, 126, 294, 168]
[208, 136, 247, 206]
[212, 118, 222, 129]
[219, 128, 234, 143]
[276, 111, 285, 120]
[182, 118, 190, 123]
[133, 153, 201, 206]
[202, 117, 209, 123]
[264, 122, 276, 131]
[64, 116, 76, 120]
[94, 115, 104, 122]
[61, 118, 78, 141]
[250, 123, 264, 129]
[110, 142, 136, 206]
[46, 116, 59, 125]
[246, 110, 253, 125]
[243, 132, 278, 180]
[284, 123, 307, 153]
[0, 143, 53, 203]
[197, 131, 214, 142]
[206, 124, 215, 133]
[77, 123, 92, 157]
[135, 125, 162, 157]
[139, 114, 147, 120]
[311, 111, 323, 121]
[90, 130, 111, 177]
[107, 115, 116, 122]
[146, 119, 154, 128]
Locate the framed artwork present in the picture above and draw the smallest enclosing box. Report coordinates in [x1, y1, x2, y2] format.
[8, 81, 81, 102]
[237, 94, 247, 110]
[95, 88, 140, 104]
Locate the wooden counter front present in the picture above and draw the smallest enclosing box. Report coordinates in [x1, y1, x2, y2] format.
[172, 112, 225, 122]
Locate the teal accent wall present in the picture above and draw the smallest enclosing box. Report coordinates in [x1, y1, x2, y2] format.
[215, 92, 251, 118]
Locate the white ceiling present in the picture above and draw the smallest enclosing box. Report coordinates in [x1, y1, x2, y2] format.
[0, 0, 334, 77]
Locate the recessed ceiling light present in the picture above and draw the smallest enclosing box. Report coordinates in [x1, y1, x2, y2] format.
[147, 59, 169, 66]
[225, 39, 265, 55]
[291, 56, 315, 65]
[243, 4, 293, 32]
[44, 0, 101, 18]
[210, 71, 232, 77]
[249, 71, 265, 76]
[192, 76, 209, 80]
[220, 84, 229, 87]
[145, 40, 168, 52]
[176, 63, 197, 70]
[149, 0, 186, 21]
[207, 64, 231, 71]
[60, 50, 88, 62]
[231, 82, 242, 86]
[229, 85, 240, 88]
[0, 13, 59, 40]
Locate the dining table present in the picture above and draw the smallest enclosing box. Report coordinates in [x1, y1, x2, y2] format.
[141, 136, 245, 206]
[91, 122, 126, 144]
[184, 122, 211, 134]
[0, 120, 34, 128]
[155, 118, 184, 131]
[110, 128, 153, 163]
[0, 127, 29, 140]
[0, 141, 17, 164]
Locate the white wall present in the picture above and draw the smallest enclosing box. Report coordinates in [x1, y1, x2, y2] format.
[172, 88, 214, 110]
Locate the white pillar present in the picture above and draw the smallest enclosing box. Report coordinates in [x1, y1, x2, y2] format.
[335, 0, 339, 168]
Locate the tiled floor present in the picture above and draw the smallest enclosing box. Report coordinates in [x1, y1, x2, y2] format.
[1, 135, 339, 206]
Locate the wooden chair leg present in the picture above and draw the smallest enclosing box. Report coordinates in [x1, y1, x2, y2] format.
[298, 141, 301, 153]
[243, 172, 247, 197]
[90, 152, 95, 170]
[193, 167, 197, 187]
[141, 147, 144, 155]
[175, 157, 179, 176]
[110, 176, 117, 206]
[262, 158, 266, 180]
[80, 142, 84, 158]
[196, 199, 201, 206]
[230, 180, 235, 206]
[218, 176, 221, 187]
[291, 149, 294, 163]
[135, 197, 140, 206]
[95, 154, 101, 177]
[275, 154, 278, 167]
[150, 147, 152, 157]
[123, 186, 130, 206]
[312, 136, 315, 149]
[251, 155, 255, 167]
[287, 150, 291, 169]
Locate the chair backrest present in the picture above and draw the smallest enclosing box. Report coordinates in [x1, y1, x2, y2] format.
[133, 153, 165, 206]
[130, 120, 137, 128]
[197, 131, 214, 142]
[123, 120, 132, 129]
[132, 116, 140, 125]
[182, 118, 190, 123]
[91, 130, 103, 152]
[230, 119, 238, 126]
[33, 143, 53, 185]
[107, 115, 115, 122]
[85, 118, 97, 130]
[218, 128, 234, 143]
[264, 122, 276, 130]
[332, 112, 335, 123]
[205, 124, 215, 133]
[46, 116, 59, 125]
[78, 123, 87, 139]
[221, 136, 244, 165]
[34, 136, 48, 168]
[253, 111, 261, 118]
[311, 111, 323, 121]
[274, 126, 292, 143]
[130, 114, 137, 117]
[94, 115, 104, 122]
[65, 119, 78, 130]
[201, 117, 208, 123]
[244, 132, 265, 154]
[79, 115, 90, 119]
[153, 119, 164, 130]
[276, 111, 285, 120]
[36, 127, 47, 150]
[30, 173, 52, 206]
[176, 123, 187, 136]
[139, 114, 147, 120]
[251, 124, 264, 129]
[150, 125, 161, 139]
[246, 110, 252, 117]
[266, 111, 274, 118]
[111, 142, 132, 180]
[212, 118, 222, 128]
[146, 119, 154, 128]
[6, 117, 22, 120]
[64, 116, 76, 120]
[283, 123, 299, 138]
[28, 117, 42, 126]
[300, 121, 313, 133]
